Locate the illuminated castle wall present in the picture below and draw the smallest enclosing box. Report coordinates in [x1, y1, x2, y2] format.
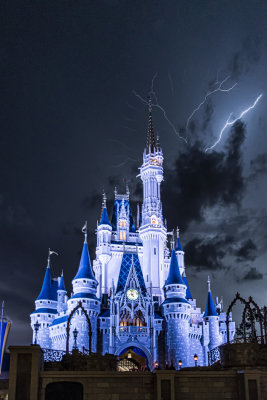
[30, 106, 235, 369]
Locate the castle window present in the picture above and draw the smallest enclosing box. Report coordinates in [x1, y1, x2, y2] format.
[49, 315, 51, 318]
[120, 231, 126, 241]
[120, 220, 126, 228]
[83, 280, 86, 283]
[154, 248, 156, 255]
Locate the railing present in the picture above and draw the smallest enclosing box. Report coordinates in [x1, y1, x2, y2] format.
[208, 336, 266, 366]
[43, 348, 66, 362]
[208, 346, 220, 366]
[118, 326, 148, 335]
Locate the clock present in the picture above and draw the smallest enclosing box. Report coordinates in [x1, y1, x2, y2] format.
[127, 288, 139, 301]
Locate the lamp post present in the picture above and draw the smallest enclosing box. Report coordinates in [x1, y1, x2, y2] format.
[178, 360, 182, 370]
[194, 354, 198, 367]
[73, 328, 78, 351]
[33, 320, 40, 345]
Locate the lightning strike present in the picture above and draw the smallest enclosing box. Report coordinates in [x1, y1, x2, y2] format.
[186, 75, 237, 131]
[205, 94, 263, 152]
[133, 73, 187, 143]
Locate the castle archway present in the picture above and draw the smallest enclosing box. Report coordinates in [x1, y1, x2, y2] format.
[115, 343, 151, 370]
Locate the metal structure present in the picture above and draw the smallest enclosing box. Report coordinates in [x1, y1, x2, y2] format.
[66, 301, 92, 355]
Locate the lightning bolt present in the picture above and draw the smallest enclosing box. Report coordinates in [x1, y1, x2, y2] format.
[205, 94, 263, 152]
[133, 73, 187, 143]
[186, 75, 237, 131]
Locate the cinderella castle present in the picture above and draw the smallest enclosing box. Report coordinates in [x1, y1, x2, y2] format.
[31, 105, 235, 369]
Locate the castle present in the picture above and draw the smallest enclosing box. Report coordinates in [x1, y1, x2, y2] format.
[30, 105, 235, 369]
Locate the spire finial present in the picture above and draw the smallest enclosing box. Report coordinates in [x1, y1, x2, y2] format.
[61, 269, 64, 277]
[146, 96, 156, 154]
[47, 248, 58, 267]
[207, 276, 211, 292]
[176, 227, 180, 238]
[170, 230, 175, 250]
[102, 191, 107, 209]
[114, 186, 117, 198]
[82, 221, 87, 243]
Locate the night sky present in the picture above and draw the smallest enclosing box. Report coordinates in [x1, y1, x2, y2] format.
[1, 1, 267, 345]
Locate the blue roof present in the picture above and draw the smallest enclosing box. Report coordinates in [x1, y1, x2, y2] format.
[51, 279, 58, 301]
[32, 308, 58, 315]
[50, 315, 69, 326]
[165, 250, 185, 286]
[111, 199, 136, 232]
[161, 297, 190, 306]
[58, 274, 66, 291]
[100, 207, 111, 226]
[176, 237, 183, 251]
[154, 312, 163, 320]
[116, 253, 146, 295]
[36, 266, 53, 301]
[73, 242, 96, 281]
[99, 309, 110, 318]
[183, 276, 192, 299]
[70, 292, 98, 300]
[204, 291, 218, 317]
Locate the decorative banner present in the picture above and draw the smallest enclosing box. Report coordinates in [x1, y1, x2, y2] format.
[0, 319, 11, 374]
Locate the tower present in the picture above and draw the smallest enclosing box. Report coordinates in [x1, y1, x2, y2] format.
[68, 227, 100, 352]
[139, 102, 167, 299]
[203, 277, 221, 351]
[57, 271, 67, 313]
[96, 194, 112, 296]
[30, 250, 58, 348]
[161, 249, 191, 368]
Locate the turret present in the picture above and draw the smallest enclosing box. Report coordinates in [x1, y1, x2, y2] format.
[30, 250, 58, 348]
[57, 271, 67, 313]
[203, 277, 221, 351]
[175, 228, 185, 275]
[68, 226, 100, 352]
[161, 249, 191, 368]
[96, 194, 112, 295]
[139, 101, 167, 299]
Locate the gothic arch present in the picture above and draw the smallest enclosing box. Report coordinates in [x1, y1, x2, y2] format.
[248, 296, 264, 344]
[226, 292, 248, 343]
[241, 302, 256, 342]
[66, 301, 92, 354]
[115, 342, 152, 369]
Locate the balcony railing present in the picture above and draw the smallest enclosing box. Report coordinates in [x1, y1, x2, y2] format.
[118, 326, 148, 335]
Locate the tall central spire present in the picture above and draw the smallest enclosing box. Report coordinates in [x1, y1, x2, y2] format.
[146, 99, 156, 154]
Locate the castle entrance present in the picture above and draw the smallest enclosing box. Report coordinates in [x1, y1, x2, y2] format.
[118, 347, 148, 371]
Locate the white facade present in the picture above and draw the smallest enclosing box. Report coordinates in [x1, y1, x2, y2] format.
[30, 107, 235, 369]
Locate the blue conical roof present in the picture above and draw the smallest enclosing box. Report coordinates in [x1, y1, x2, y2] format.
[100, 207, 111, 225]
[176, 237, 183, 251]
[36, 266, 53, 300]
[204, 291, 218, 317]
[58, 272, 66, 291]
[73, 242, 96, 281]
[183, 276, 192, 299]
[165, 250, 184, 286]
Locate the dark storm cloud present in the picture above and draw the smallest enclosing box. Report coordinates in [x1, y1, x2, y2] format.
[242, 267, 263, 281]
[249, 153, 267, 180]
[162, 121, 246, 231]
[235, 239, 257, 262]
[227, 35, 261, 78]
[184, 235, 233, 271]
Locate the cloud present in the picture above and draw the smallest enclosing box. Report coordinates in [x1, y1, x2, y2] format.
[227, 35, 261, 79]
[235, 239, 257, 262]
[162, 121, 246, 231]
[249, 153, 267, 180]
[184, 235, 233, 271]
[242, 267, 263, 281]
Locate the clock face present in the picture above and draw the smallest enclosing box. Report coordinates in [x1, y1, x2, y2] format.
[127, 288, 139, 301]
